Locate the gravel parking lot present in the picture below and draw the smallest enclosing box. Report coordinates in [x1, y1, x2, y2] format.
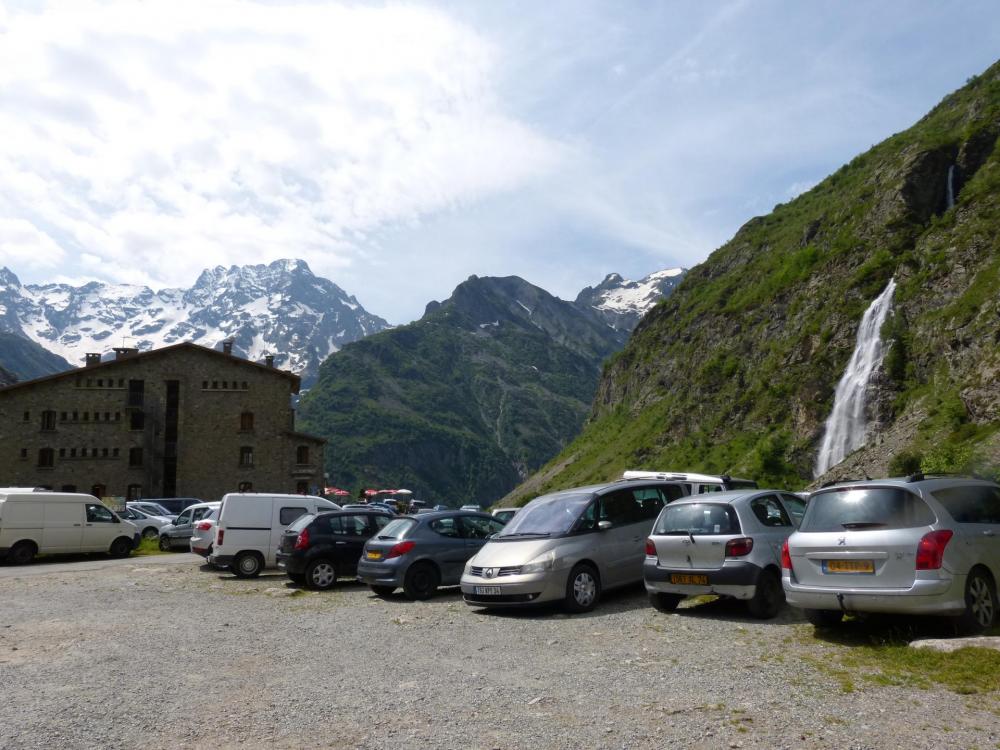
[0, 556, 997, 749]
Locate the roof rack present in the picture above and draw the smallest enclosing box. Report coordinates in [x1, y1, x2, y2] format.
[906, 472, 987, 483]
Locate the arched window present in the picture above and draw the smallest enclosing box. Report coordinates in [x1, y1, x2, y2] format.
[296, 445, 310, 464]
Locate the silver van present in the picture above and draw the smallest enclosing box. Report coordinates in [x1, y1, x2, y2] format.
[461, 479, 688, 612]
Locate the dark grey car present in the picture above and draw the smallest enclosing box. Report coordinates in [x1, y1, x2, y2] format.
[356, 511, 506, 600]
[158, 502, 219, 551]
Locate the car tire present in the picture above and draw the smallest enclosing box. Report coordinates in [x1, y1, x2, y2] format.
[955, 568, 996, 635]
[370, 585, 395, 597]
[803, 608, 844, 627]
[564, 563, 601, 613]
[747, 569, 785, 619]
[232, 551, 263, 579]
[158, 535, 172, 552]
[648, 592, 683, 612]
[7, 541, 36, 565]
[305, 559, 338, 591]
[142, 527, 159, 541]
[109, 537, 133, 558]
[403, 563, 440, 600]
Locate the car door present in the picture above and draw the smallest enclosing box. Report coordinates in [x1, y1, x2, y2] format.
[597, 490, 644, 588]
[749, 494, 795, 564]
[41, 501, 82, 553]
[933, 484, 1000, 576]
[459, 515, 506, 558]
[271, 504, 310, 565]
[83, 503, 120, 551]
[334, 514, 372, 575]
[170, 508, 194, 543]
[427, 516, 469, 584]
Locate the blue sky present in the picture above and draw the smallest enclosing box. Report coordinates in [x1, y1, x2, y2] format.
[0, 1, 998, 323]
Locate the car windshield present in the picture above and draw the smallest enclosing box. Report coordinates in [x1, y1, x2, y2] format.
[497, 492, 592, 537]
[376, 518, 415, 540]
[287, 514, 315, 533]
[800, 487, 936, 532]
[653, 503, 741, 536]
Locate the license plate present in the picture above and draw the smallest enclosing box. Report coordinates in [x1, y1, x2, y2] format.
[670, 573, 708, 585]
[824, 559, 875, 574]
[474, 586, 501, 596]
[365, 551, 382, 560]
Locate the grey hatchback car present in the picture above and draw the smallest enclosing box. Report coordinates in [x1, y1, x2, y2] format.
[356, 511, 506, 600]
[783, 476, 1000, 632]
[644, 490, 806, 619]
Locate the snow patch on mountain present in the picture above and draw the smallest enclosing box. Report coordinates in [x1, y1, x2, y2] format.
[574, 267, 687, 331]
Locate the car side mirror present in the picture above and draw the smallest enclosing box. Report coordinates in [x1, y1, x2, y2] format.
[598, 520, 612, 531]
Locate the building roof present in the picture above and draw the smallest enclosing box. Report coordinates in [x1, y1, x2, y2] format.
[285, 430, 327, 444]
[0, 342, 302, 395]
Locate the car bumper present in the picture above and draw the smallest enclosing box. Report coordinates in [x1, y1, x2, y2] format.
[356, 559, 406, 587]
[643, 559, 762, 600]
[191, 544, 212, 557]
[208, 554, 234, 568]
[275, 552, 306, 575]
[460, 569, 566, 607]
[782, 573, 966, 615]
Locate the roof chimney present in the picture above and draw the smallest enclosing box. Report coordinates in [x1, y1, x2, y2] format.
[85, 353, 102, 367]
[265, 354, 275, 368]
[113, 347, 138, 360]
[223, 340, 233, 356]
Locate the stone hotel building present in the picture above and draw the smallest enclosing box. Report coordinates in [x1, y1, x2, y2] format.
[0, 343, 325, 501]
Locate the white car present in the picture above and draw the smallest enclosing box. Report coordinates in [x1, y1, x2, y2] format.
[118, 507, 172, 540]
[189, 507, 220, 559]
[491, 508, 519, 524]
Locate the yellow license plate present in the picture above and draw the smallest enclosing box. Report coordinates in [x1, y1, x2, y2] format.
[670, 573, 708, 585]
[365, 551, 382, 560]
[825, 559, 875, 574]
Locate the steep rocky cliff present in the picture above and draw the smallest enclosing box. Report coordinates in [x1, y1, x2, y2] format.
[506, 61, 1000, 504]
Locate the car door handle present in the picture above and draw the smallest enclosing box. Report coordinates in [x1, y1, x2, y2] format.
[73, 523, 81, 527]
[335, 541, 347, 545]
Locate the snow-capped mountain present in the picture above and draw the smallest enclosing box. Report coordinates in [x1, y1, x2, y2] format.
[0, 259, 390, 385]
[574, 267, 687, 330]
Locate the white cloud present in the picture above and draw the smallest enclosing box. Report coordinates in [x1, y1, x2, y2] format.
[0, 0, 564, 289]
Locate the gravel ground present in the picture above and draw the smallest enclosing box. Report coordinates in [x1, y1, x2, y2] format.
[0, 556, 997, 749]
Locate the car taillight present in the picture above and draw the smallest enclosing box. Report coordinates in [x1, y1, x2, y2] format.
[195, 521, 212, 531]
[725, 537, 754, 557]
[644, 538, 656, 557]
[386, 540, 415, 559]
[780, 539, 792, 570]
[916, 529, 953, 570]
[294, 528, 310, 551]
[216, 529, 224, 546]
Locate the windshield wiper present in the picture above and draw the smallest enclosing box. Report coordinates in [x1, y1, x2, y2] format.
[500, 531, 552, 538]
[841, 522, 887, 530]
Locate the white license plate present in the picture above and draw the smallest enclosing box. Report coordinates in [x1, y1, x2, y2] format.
[474, 586, 501, 596]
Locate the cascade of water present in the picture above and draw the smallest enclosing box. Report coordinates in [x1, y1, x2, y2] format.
[814, 278, 897, 477]
[946, 164, 956, 209]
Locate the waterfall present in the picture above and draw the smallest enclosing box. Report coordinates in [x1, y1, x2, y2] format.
[814, 278, 897, 477]
[946, 165, 955, 209]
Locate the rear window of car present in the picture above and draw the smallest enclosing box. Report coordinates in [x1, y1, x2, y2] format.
[653, 503, 741, 536]
[933, 485, 1000, 524]
[376, 518, 415, 540]
[287, 513, 315, 533]
[800, 487, 936, 532]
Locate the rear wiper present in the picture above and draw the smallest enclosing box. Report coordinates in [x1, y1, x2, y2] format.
[841, 522, 887, 530]
[663, 530, 694, 536]
[376, 535, 397, 540]
[499, 532, 551, 538]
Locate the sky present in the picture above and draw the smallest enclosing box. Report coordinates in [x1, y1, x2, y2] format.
[0, 1, 998, 324]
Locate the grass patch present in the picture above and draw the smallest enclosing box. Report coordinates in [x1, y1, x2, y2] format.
[848, 645, 1000, 694]
[132, 537, 169, 557]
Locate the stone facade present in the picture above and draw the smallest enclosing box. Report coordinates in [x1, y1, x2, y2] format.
[0, 343, 325, 502]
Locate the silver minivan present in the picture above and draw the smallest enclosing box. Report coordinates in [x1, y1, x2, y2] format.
[461, 479, 688, 612]
[783, 476, 1000, 632]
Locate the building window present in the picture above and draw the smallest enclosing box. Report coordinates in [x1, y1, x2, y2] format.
[19, 448, 27, 460]
[102, 448, 109, 457]
[97, 379, 103, 387]
[129, 447, 143, 467]
[59, 448, 66, 458]
[239, 446, 254, 467]
[83, 412, 89, 421]
[130, 411, 145, 430]
[222, 380, 228, 389]
[118, 379, 124, 388]
[38, 448, 54, 467]
[104, 412, 110, 421]
[241, 381, 248, 390]
[72, 411, 78, 421]
[115, 412, 121, 421]
[212, 381, 218, 389]
[238, 481, 253, 492]
[232, 381, 237, 390]
[113, 448, 119, 457]
[202, 380, 208, 389]
[127, 484, 142, 500]
[296, 445, 310, 464]
[70, 448, 77, 458]
[240, 412, 254, 431]
[22, 411, 29, 422]
[60, 411, 67, 422]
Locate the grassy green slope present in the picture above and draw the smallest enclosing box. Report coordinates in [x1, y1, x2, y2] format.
[508, 62, 1000, 504]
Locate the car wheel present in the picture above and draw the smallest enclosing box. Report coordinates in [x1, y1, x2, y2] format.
[370, 585, 395, 597]
[108, 537, 133, 558]
[287, 573, 305, 584]
[158, 535, 172, 552]
[232, 552, 263, 578]
[804, 608, 844, 627]
[7, 541, 36, 565]
[403, 563, 440, 600]
[648, 592, 683, 612]
[955, 568, 996, 635]
[142, 527, 159, 541]
[564, 563, 601, 613]
[305, 559, 338, 591]
[747, 569, 785, 619]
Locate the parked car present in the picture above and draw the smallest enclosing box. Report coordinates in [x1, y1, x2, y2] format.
[357, 511, 506, 599]
[118, 507, 172, 541]
[158, 502, 220, 551]
[462, 478, 690, 612]
[144, 497, 207, 515]
[189, 506, 221, 558]
[644, 490, 806, 619]
[460, 504, 483, 511]
[783, 475, 1000, 633]
[622, 470, 758, 494]
[276, 509, 394, 589]
[0, 490, 139, 564]
[127, 501, 177, 522]
[209, 493, 340, 577]
[491, 507, 519, 524]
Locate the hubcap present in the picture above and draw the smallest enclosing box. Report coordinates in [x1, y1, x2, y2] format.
[312, 563, 335, 587]
[969, 577, 994, 627]
[239, 557, 258, 574]
[573, 572, 596, 606]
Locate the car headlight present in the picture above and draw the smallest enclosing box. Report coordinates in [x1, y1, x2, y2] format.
[521, 550, 556, 574]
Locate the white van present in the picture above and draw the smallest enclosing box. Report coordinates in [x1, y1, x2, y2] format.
[0, 490, 140, 564]
[209, 493, 340, 577]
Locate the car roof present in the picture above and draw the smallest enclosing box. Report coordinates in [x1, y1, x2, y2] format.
[665, 489, 790, 506]
[403, 509, 493, 521]
[315, 508, 392, 517]
[812, 476, 999, 494]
